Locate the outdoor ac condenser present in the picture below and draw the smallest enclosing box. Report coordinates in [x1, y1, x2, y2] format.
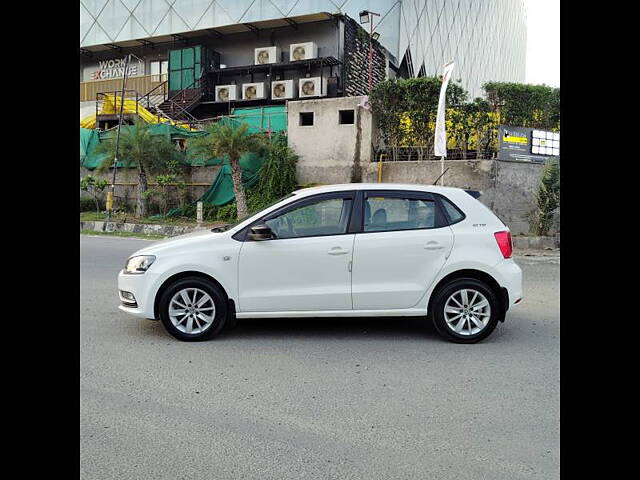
[298, 77, 325, 98]
[215, 85, 238, 102]
[254, 46, 280, 65]
[289, 42, 318, 61]
[242, 82, 265, 100]
[271, 79, 295, 99]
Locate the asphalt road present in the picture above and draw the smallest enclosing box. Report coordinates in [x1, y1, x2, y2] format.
[80, 235, 559, 480]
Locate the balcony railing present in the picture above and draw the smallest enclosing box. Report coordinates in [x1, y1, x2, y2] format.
[80, 74, 168, 102]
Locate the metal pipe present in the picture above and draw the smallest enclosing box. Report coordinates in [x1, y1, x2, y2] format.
[107, 53, 132, 222]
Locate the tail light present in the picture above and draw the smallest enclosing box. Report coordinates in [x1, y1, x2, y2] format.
[494, 231, 513, 259]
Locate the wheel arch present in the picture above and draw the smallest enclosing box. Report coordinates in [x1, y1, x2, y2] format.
[153, 271, 230, 320]
[427, 269, 508, 321]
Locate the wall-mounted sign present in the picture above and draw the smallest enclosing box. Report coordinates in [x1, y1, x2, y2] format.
[498, 125, 560, 163]
[89, 58, 141, 80]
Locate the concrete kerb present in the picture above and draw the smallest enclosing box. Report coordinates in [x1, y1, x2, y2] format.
[80, 221, 211, 237]
[80, 221, 561, 251]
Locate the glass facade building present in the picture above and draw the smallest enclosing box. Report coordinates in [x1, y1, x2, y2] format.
[81, 1, 526, 98]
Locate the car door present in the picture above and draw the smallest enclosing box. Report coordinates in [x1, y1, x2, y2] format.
[351, 190, 454, 310]
[238, 192, 356, 313]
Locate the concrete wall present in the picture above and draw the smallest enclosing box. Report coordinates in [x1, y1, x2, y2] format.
[288, 96, 372, 185]
[80, 165, 221, 212]
[360, 159, 548, 235]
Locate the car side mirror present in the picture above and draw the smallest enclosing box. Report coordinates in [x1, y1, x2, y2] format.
[248, 224, 273, 241]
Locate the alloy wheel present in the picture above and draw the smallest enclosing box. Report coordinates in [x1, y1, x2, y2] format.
[168, 288, 216, 335]
[443, 288, 491, 336]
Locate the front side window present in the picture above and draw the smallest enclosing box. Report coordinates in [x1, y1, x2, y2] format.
[265, 197, 352, 239]
[364, 195, 436, 232]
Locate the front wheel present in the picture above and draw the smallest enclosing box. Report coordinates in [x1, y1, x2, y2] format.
[158, 277, 227, 341]
[431, 278, 500, 343]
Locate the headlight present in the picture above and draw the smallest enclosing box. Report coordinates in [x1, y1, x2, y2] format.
[124, 255, 156, 274]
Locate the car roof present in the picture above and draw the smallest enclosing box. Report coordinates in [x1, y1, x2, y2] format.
[292, 183, 465, 197]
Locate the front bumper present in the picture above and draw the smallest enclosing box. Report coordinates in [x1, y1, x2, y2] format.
[117, 269, 158, 319]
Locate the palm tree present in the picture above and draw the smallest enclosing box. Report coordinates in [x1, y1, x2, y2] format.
[96, 119, 178, 217]
[190, 121, 266, 219]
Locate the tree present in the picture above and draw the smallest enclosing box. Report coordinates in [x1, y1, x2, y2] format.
[189, 121, 266, 219]
[95, 119, 178, 217]
[80, 175, 109, 213]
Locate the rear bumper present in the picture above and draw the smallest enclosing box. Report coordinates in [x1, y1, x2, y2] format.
[495, 259, 523, 318]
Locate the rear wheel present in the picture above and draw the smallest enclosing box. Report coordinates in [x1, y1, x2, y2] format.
[159, 277, 227, 341]
[431, 278, 500, 343]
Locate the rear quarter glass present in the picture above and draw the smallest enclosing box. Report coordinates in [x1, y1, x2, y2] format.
[443, 190, 506, 230]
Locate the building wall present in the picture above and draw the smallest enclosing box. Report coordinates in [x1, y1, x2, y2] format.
[287, 96, 372, 185]
[81, 0, 527, 99]
[342, 16, 387, 96]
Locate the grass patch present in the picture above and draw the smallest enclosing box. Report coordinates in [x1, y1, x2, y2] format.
[80, 211, 224, 227]
[80, 229, 167, 240]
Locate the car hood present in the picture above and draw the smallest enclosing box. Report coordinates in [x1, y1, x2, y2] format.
[131, 229, 228, 257]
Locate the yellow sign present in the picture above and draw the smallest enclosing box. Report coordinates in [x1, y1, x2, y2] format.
[504, 135, 528, 144]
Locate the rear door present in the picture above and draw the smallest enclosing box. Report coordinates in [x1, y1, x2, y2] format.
[351, 190, 454, 310]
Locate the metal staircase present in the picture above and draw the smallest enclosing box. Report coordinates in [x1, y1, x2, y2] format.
[94, 75, 207, 130]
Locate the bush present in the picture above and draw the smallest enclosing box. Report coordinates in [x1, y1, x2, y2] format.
[531, 159, 560, 235]
[80, 197, 99, 212]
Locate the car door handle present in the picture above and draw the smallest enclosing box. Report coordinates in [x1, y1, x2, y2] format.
[328, 247, 350, 255]
[424, 242, 444, 250]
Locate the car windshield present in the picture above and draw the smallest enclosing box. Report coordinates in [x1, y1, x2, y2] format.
[210, 193, 296, 232]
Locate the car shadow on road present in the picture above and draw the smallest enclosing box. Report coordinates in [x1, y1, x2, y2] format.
[132, 314, 519, 344]
[217, 316, 443, 342]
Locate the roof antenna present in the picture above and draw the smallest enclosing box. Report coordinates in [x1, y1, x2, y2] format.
[432, 167, 449, 185]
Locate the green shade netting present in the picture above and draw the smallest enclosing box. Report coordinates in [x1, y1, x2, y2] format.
[167, 152, 265, 216]
[80, 124, 210, 170]
[80, 128, 102, 168]
[229, 106, 287, 134]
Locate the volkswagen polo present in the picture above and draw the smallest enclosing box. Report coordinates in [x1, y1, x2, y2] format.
[117, 184, 522, 343]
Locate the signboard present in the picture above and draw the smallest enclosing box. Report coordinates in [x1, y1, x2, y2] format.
[84, 57, 143, 81]
[498, 125, 560, 163]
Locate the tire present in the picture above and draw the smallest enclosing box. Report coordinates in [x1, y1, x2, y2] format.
[431, 278, 500, 344]
[158, 277, 227, 341]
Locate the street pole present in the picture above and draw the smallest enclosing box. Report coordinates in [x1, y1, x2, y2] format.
[106, 53, 131, 223]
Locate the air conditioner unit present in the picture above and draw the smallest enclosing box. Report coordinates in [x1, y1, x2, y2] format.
[298, 77, 325, 98]
[242, 82, 265, 100]
[289, 42, 318, 61]
[215, 84, 238, 102]
[271, 79, 295, 99]
[254, 46, 280, 65]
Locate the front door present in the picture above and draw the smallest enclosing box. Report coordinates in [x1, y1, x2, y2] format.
[351, 191, 454, 310]
[238, 192, 355, 313]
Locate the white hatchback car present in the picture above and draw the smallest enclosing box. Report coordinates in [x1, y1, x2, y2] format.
[118, 183, 522, 343]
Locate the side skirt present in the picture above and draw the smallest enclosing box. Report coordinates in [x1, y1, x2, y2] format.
[235, 308, 427, 319]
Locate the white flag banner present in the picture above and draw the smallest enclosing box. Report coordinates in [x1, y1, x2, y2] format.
[434, 61, 455, 157]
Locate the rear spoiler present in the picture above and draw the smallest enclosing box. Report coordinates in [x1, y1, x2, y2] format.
[464, 189, 482, 199]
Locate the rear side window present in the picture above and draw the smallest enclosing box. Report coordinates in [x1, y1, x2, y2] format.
[438, 196, 465, 224]
[364, 195, 439, 232]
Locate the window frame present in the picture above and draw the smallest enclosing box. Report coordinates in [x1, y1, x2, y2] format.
[338, 109, 355, 125]
[238, 191, 357, 242]
[299, 112, 314, 126]
[359, 189, 450, 234]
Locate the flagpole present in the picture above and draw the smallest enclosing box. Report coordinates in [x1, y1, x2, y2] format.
[434, 60, 455, 187]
